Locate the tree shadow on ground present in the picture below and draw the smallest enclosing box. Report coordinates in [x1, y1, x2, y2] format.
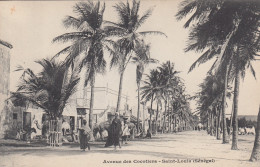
[1, 147, 199, 160]
[1, 147, 251, 163]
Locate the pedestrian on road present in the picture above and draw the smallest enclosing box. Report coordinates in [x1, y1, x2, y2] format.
[112, 112, 122, 150]
[145, 129, 152, 139]
[79, 120, 91, 151]
[122, 119, 130, 144]
[105, 112, 123, 149]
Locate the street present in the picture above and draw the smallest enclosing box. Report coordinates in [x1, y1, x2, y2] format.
[0, 131, 259, 167]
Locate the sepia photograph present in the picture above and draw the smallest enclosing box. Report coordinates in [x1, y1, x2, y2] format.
[0, 0, 260, 166]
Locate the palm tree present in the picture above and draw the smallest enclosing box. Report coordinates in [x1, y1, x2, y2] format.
[10, 59, 79, 121]
[228, 3, 260, 149]
[250, 106, 260, 161]
[176, 0, 260, 145]
[158, 61, 180, 133]
[108, 0, 166, 115]
[53, 1, 113, 129]
[141, 69, 161, 131]
[176, 0, 237, 143]
[132, 42, 157, 133]
[170, 86, 190, 132]
[196, 72, 233, 137]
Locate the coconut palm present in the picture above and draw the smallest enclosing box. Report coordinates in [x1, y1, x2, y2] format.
[158, 61, 180, 132]
[227, 4, 260, 149]
[132, 42, 158, 133]
[176, 0, 239, 143]
[141, 69, 161, 131]
[196, 72, 233, 137]
[107, 0, 166, 114]
[10, 59, 79, 120]
[197, 74, 220, 135]
[53, 1, 114, 129]
[170, 86, 190, 132]
[176, 0, 260, 145]
[154, 88, 163, 134]
[250, 106, 260, 161]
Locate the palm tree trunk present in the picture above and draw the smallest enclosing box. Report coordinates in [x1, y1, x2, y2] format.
[137, 84, 140, 134]
[250, 106, 260, 161]
[142, 103, 145, 136]
[172, 114, 175, 132]
[230, 102, 234, 136]
[212, 113, 215, 135]
[211, 112, 214, 136]
[155, 103, 159, 134]
[207, 113, 210, 134]
[214, 115, 217, 136]
[116, 70, 125, 115]
[89, 81, 95, 129]
[169, 104, 171, 132]
[217, 106, 222, 140]
[222, 63, 230, 144]
[181, 116, 183, 131]
[167, 99, 170, 132]
[163, 100, 167, 133]
[149, 94, 154, 131]
[231, 70, 240, 150]
[208, 114, 211, 134]
[217, 114, 221, 139]
[174, 116, 177, 132]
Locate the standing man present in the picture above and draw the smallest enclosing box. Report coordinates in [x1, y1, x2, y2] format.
[111, 112, 122, 150]
[79, 120, 92, 151]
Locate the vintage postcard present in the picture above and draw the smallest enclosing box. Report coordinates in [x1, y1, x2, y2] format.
[0, 0, 260, 167]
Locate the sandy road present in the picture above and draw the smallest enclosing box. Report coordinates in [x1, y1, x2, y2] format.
[0, 130, 259, 167]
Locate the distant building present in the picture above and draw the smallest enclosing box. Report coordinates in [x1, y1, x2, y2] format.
[237, 115, 257, 122]
[61, 85, 130, 130]
[0, 39, 13, 138]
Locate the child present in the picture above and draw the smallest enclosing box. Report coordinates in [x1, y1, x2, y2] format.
[145, 129, 152, 139]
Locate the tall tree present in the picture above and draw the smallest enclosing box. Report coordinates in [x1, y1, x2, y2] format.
[141, 69, 161, 131]
[228, 1, 260, 149]
[176, 0, 260, 145]
[132, 42, 157, 133]
[195, 72, 232, 138]
[108, 0, 166, 114]
[250, 106, 260, 161]
[158, 61, 180, 133]
[53, 1, 113, 129]
[11, 59, 79, 121]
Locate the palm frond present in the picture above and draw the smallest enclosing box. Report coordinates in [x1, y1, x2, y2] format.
[63, 15, 81, 29]
[53, 32, 92, 43]
[139, 31, 167, 38]
[188, 49, 217, 72]
[134, 7, 154, 30]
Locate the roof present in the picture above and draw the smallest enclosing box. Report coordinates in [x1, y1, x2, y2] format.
[0, 39, 13, 49]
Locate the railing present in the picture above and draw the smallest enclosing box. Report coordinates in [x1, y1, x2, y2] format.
[75, 87, 129, 106]
[49, 120, 62, 147]
[81, 86, 129, 100]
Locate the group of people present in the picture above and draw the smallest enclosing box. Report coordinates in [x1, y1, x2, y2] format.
[78, 112, 152, 151]
[78, 112, 127, 151]
[104, 112, 130, 150]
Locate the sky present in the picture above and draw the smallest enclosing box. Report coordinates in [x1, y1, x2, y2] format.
[0, 0, 259, 116]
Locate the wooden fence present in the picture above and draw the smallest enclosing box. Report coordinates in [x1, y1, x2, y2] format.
[49, 120, 62, 147]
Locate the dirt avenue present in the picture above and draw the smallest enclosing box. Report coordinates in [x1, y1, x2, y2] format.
[1, 131, 259, 167]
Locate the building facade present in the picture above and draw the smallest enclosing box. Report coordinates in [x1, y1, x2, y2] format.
[0, 39, 13, 138]
[61, 85, 130, 131]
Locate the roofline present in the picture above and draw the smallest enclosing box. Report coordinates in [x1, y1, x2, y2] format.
[0, 39, 13, 49]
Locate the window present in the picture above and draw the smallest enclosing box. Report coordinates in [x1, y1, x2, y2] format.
[13, 113, 18, 120]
